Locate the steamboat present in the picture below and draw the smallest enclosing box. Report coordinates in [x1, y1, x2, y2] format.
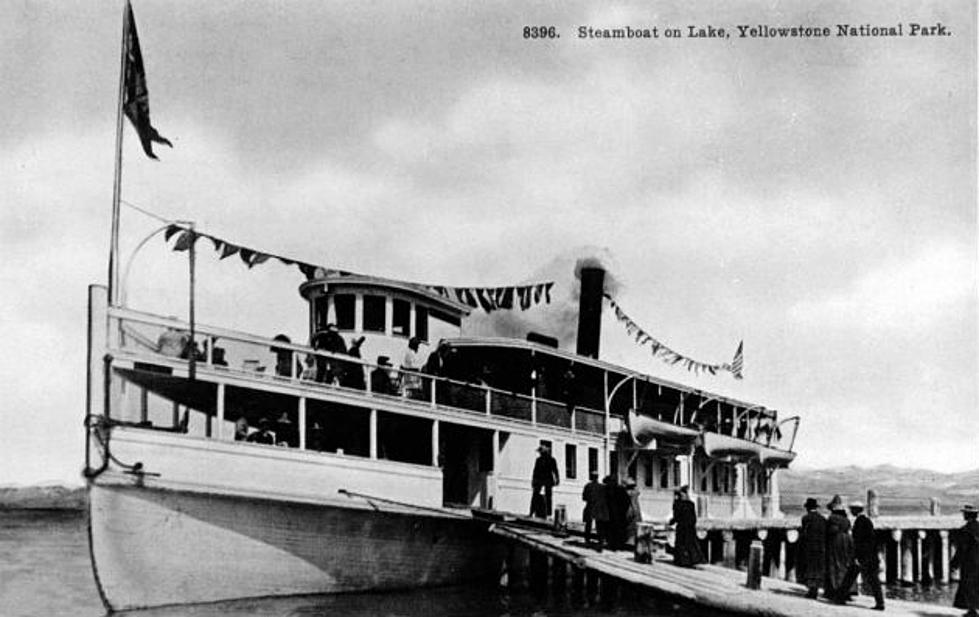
[85, 261, 799, 611]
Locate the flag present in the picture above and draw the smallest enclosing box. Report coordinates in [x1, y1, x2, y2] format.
[123, 2, 172, 159]
[730, 341, 744, 379]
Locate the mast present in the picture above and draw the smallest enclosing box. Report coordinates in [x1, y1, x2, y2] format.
[108, 1, 129, 306]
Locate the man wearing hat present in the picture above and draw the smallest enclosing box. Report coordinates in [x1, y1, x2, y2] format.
[952, 504, 979, 617]
[835, 500, 884, 610]
[798, 497, 827, 599]
[370, 356, 396, 395]
[246, 417, 275, 445]
[530, 444, 559, 518]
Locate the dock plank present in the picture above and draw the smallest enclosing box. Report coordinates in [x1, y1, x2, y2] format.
[490, 525, 961, 617]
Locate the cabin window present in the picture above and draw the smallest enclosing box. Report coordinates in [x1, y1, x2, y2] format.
[565, 444, 577, 479]
[588, 447, 598, 478]
[700, 461, 709, 493]
[627, 455, 637, 481]
[643, 454, 653, 487]
[363, 295, 386, 332]
[305, 401, 369, 457]
[712, 466, 721, 493]
[392, 299, 411, 337]
[673, 460, 681, 487]
[415, 306, 429, 342]
[314, 295, 329, 331]
[659, 456, 670, 489]
[334, 294, 355, 330]
[377, 412, 432, 465]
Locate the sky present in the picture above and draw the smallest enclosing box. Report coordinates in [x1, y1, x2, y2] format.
[1, 0, 976, 486]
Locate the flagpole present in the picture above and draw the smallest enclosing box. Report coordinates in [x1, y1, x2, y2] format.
[108, 1, 129, 307]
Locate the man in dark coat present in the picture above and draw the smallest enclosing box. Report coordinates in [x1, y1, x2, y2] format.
[582, 472, 609, 550]
[530, 444, 559, 518]
[370, 356, 397, 395]
[669, 485, 703, 567]
[825, 495, 855, 600]
[797, 497, 827, 599]
[835, 501, 884, 610]
[952, 504, 979, 617]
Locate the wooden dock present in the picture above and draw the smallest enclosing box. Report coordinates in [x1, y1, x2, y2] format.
[490, 524, 963, 617]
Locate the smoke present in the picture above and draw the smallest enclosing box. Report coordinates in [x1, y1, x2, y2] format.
[463, 246, 622, 350]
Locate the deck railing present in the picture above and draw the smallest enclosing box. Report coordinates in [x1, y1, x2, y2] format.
[108, 306, 605, 436]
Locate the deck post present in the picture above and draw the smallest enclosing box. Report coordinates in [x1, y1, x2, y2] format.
[782, 529, 799, 582]
[929, 497, 941, 516]
[920, 530, 932, 585]
[431, 419, 440, 467]
[901, 531, 914, 585]
[722, 530, 736, 568]
[298, 397, 306, 450]
[939, 530, 950, 584]
[891, 530, 902, 583]
[877, 534, 888, 583]
[369, 408, 378, 459]
[746, 541, 763, 590]
[215, 383, 225, 440]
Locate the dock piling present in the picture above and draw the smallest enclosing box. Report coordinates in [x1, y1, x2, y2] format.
[747, 541, 763, 590]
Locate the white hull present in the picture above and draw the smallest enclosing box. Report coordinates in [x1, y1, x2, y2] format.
[86, 428, 503, 611]
[88, 484, 502, 611]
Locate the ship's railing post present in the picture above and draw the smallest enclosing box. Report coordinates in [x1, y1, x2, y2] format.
[215, 382, 225, 440]
[298, 397, 307, 450]
[939, 530, 950, 584]
[485, 386, 492, 416]
[429, 377, 436, 409]
[369, 408, 378, 459]
[431, 419, 440, 467]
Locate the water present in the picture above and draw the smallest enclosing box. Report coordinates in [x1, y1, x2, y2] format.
[0, 511, 959, 617]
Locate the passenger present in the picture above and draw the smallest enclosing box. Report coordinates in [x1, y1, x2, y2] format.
[834, 500, 884, 610]
[271, 334, 299, 378]
[952, 504, 979, 617]
[797, 497, 827, 599]
[624, 478, 643, 548]
[341, 336, 366, 390]
[246, 417, 275, 445]
[311, 324, 347, 383]
[157, 327, 189, 357]
[275, 412, 295, 447]
[307, 421, 326, 452]
[825, 495, 855, 600]
[669, 485, 704, 567]
[233, 417, 250, 441]
[530, 444, 559, 518]
[370, 356, 397, 395]
[424, 340, 451, 376]
[582, 472, 608, 550]
[300, 355, 317, 380]
[605, 475, 629, 550]
[561, 364, 578, 414]
[401, 337, 424, 398]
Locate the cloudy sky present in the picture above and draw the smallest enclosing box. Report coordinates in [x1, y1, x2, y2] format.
[1, 0, 975, 486]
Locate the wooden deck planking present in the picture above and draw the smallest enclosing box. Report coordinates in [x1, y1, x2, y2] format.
[490, 524, 962, 617]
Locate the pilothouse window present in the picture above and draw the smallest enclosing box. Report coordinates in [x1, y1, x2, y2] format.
[363, 295, 386, 332]
[392, 299, 410, 336]
[334, 294, 355, 330]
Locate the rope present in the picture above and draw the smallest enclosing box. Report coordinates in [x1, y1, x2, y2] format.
[120, 199, 175, 224]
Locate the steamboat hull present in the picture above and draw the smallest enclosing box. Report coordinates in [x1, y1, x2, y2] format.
[88, 484, 501, 612]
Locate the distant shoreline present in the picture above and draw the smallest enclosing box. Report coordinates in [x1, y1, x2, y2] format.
[0, 486, 86, 511]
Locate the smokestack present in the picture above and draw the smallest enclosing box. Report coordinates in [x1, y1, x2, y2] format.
[576, 267, 605, 358]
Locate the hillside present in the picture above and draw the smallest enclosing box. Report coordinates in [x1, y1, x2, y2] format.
[0, 485, 86, 510]
[780, 465, 979, 515]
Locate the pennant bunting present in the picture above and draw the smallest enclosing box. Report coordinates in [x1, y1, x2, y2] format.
[161, 225, 554, 312]
[605, 294, 744, 380]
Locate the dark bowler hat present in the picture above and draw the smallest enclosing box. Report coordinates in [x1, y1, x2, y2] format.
[849, 500, 865, 512]
[804, 497, 819, 510]
[377, 356, 391, 366]
[962, 504, 978, 515]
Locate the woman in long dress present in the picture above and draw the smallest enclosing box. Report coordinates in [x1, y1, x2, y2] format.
[670, 486, 704, 567]
[824, 495, 855, 599]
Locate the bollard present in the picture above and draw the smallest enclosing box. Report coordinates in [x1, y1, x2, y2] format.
[746, 541, 763, 589]
[867, 489, 880, 518]
[785, 529, 799, 582]
[722, 531, 736, 568]
[635, 522, 654, 563]
[554, 504, 567, 531]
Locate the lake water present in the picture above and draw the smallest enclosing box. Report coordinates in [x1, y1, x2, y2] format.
[0, 510, 957, 617]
